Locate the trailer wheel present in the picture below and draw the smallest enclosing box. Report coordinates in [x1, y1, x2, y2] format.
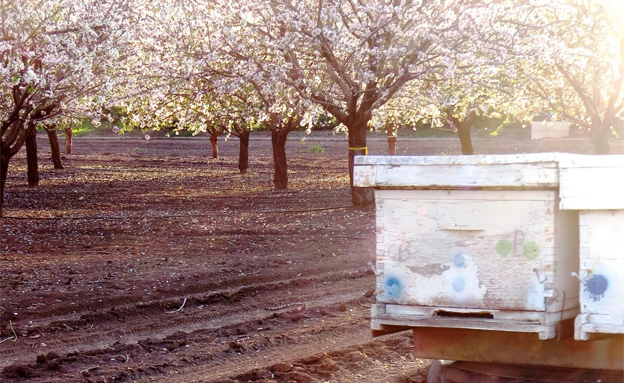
[427, 360, 624, 383]
[427, 360, 502, 383]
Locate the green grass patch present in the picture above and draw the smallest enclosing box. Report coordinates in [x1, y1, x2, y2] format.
[308, 144, 325, 153]
[72, 123, 98, 137]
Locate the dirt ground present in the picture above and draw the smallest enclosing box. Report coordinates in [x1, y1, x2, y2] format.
[1, 131, 622, 383]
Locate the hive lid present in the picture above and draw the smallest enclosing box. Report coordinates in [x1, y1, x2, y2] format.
[558, 155, 624, 210]
[353, 153, 577, 189]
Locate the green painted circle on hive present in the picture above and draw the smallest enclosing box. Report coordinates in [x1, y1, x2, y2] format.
[524, 242, 540, 260]
[496, 239, 512, 257]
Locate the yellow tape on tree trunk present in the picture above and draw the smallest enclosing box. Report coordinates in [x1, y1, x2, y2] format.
[348, 147, 368, 155]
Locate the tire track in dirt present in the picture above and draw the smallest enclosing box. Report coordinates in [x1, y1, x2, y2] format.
[141, 318, 372, 383]
[96, 303, 424, 383]
[3, 267, 370, 331]
[0, 271, 374, 371]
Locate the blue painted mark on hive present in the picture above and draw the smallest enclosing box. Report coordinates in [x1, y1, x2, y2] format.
[453, 254, 465, 268]
[384, 277, 402, 299]
[585, 274, 608, 302]
[452, 277, 466, 292]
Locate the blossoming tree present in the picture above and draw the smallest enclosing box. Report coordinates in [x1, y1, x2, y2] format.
[123, 0, 319, 189]
[0, 0, 137, 216]
[229, 0, 497, 204]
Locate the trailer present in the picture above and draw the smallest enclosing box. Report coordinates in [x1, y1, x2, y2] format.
[354, 153, 624, 383]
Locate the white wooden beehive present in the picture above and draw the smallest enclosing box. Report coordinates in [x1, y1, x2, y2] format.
[531, 121, 570, 140]
[558, 155, 624, 340]
[354, 154, 580, 340]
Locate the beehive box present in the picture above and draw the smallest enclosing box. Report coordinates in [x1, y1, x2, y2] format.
[531, 121, 570, 140]
[354, 154, 580, 340]
[558, 155, 624, 340]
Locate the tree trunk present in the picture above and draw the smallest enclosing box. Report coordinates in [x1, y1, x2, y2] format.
[238, 130, 250, 174]
[348, 120, 374, 206]
[271, 129, 289, 190]
[46, 127, 64, 169]
[448, 111, 476, 155]
[456, 122, 474, 155]
[0, 154, 9, 217]
[25, 126, 39, 187]
[592, 123, 611, 154]
[210, 132, 219, 159]
[386, 129, 397, 155]
[64, 127, 73, 154]
[1, 120, 29, 216]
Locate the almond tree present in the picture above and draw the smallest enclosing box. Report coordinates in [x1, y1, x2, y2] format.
[0, 0, 136, 216]
[496, 0, 624, 154]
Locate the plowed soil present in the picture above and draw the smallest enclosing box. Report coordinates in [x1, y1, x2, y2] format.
[1, 132, 620, 383]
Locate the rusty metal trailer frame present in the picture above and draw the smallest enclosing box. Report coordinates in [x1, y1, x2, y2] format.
[411, 326, 623, 371]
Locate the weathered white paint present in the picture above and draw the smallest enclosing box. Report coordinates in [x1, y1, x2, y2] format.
[557, 154, 624, 209]
[558, 154, 624, 168]
[559, 166, 624, 210]
[375, 189, 565, 311]
[355, 154, 624, 195]
[360, 154, 584, 340]
[531, 121, 570, 140]
[355, 153, 573, 166]
[378, 253, 487, 307]
[575, 211, 624, 340]
[373, 189, 579, 339]
[354, 154, 565, 189]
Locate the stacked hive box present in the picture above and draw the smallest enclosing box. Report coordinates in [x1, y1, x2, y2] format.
[531, 121, 570, 140]
[355, 154, 580, 340]
[558, 155, 624, 340]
